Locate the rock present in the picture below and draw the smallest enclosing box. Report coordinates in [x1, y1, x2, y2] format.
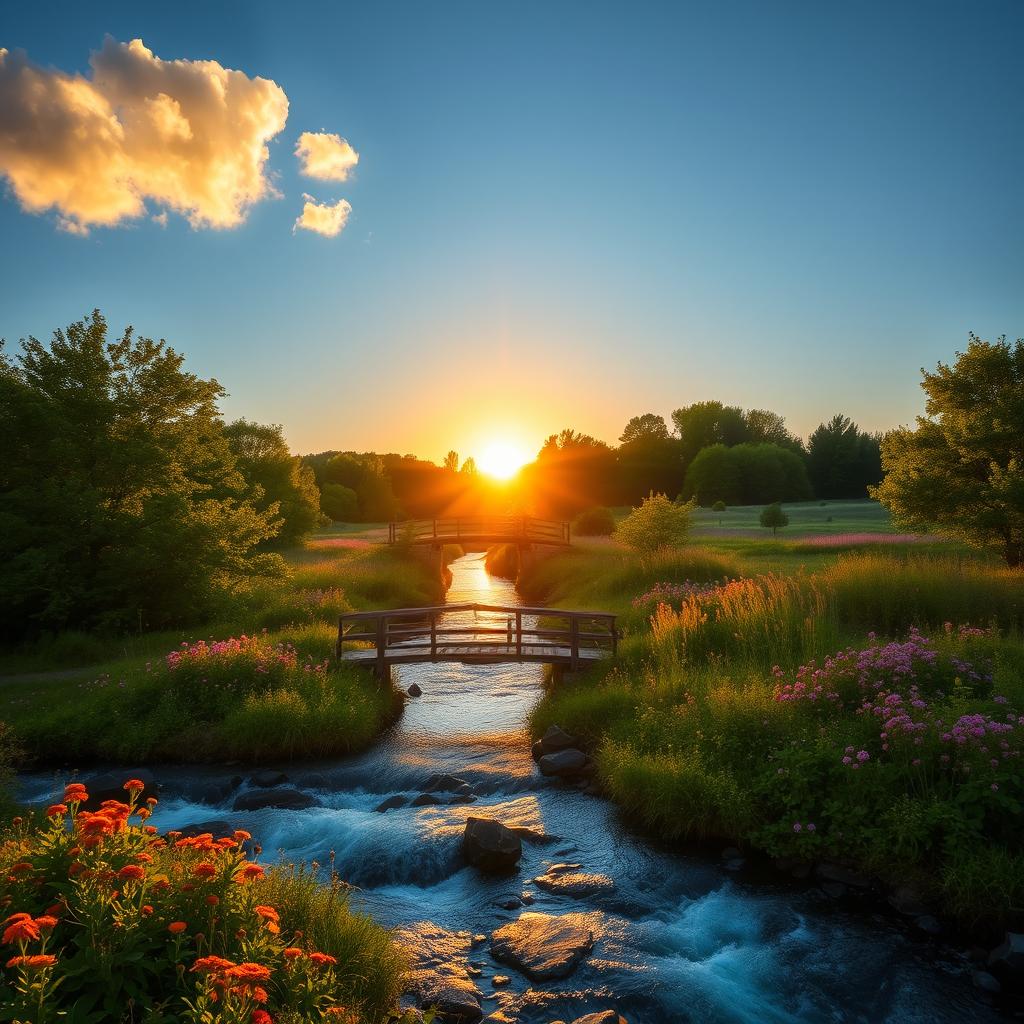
[418, 978, 482, 1023]
[232, 787, 317, 812]
[450, 795, 477, 805]
[913, 914, 942, 936]
[815, 862, 871, 889]
[490, 913, 594, 980]
[425, 774, 469, 793]
[570, 1014, 628, 1024]
[988, 931, 1024, 973]
[463, 818, 523, 872]
[888, 885, 929, 917]
[820, 881, 846, 900]
[534, 725, 577, 760]
[538, 749, 588, 777]
[471, 934, 487, 946]
[177, 819, 233, 839]
[408, 682, 423, 697]
[533, 869, 615, 898]
[411, 793, 443, 807]
[297, 772, 328, 790]
[467, 965, 482, 977]
[972, 970, 1002, 995]
[375, 795, 408, 813]
[492, 975, 511, 987]
[81, 769, 158, 809]
[520, 892, 534, 905]
[455, 783, 474, 796]
[250, 769, 288, 788]
[498, 898, 522, 911]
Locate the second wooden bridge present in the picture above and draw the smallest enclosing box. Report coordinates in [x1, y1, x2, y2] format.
[337, 603, 618, 680]
[388, 516, 571, 547]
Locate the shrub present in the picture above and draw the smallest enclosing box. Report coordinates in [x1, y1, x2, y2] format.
[712, 500, 726, 513]
[572, 506, 616, 536]
[759, 502, 789, 536]
[615, 493, 695, 553]
[0, 779, 404, 1022]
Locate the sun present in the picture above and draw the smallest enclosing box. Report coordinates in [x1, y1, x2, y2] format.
[477, 441, 528, 480]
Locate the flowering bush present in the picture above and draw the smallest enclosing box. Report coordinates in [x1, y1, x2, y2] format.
[631, 580, 725, 611]
[0, 779, 405, 1023]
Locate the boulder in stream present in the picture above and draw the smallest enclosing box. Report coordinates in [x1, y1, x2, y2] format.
[417, 976, 483, 1023]
[533, 867, 615, 898]
[232, 787, 317, 812]
[531, 725, 577, 762]
[462, 817, 522, 872]
[408, 683, 423, 697]
[489, 912, 594, 980]
[250, 769, 288, 788]
[570, 1013, 628, 1024]
[81, 769, 158, 808]
[538, 749, 588, 777]
[375, 795, 408, 813]
[411, 793, 443, 807]
[177, 820, 232, 839]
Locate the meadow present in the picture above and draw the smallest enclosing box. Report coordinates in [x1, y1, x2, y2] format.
[0, 526, 442, 765]
[520, 503, 1024, 935]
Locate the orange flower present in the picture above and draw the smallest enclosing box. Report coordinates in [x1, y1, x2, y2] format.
[46, 804, 68, 817]
[123, 779, 146, 792]
[117, 865, 146, 882]
[193, 863, 217, 879]
[2, 918, 40, 943]
[144, 825, 158, 835]
[282, 947, 303, 959]
[136, 808, 151, 821]
[145, 796, 159, 807]
[141, 905, 153, 916]
[33, 916, 57, 933]
[10, 863, 33, 874]
[168, 921, 187, 935]
[253, 905, 279, 924]
[5, 954, 57, 970]
[226, 962, 272, 983]
[236, 864, 264, 882]
[233, 829, 252, 842]
[63, 784, 88, 802]
[308, 952, 338, 968]
[191, 955, 235, 975]
[134, 853, 154, 864]
[250, 986, 269, 1004]
[252, 1011, 273, 1024]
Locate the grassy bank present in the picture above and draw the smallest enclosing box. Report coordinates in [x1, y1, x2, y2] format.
[0, 527, 443, 765]
[520, 537, 1024, 934]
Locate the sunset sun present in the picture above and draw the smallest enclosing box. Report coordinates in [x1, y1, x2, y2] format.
[477, 441, 528, 480]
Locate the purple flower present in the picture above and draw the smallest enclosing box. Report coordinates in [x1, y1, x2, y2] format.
[793, 822, 802, 832]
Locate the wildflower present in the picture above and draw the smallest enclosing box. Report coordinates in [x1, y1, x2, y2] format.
[141, 905, 153, 916]
[34, 916, 57, 933]
[237, 864, 265, 882]
[193, 863, 217, 879]
[807, 823, 816, 832]
[227, 962, 272, 983]
[168, 921, 187, 935]
[856, 750, 870, 762]
[117, 865, 146, 882]
[192, 955, 236, 974]
[252, 1012, 273, 1024]
[46, 804, 68, 817]
[308, 952, 338, 968]
[991, 783, 999, 791]
[792, 822, 802, 832]
[5, 954, 57, 969]
[253, 906, 279, 924]
[206, 894, 220, 906]
[2, 917, 40, 943]
[10, 862, 34, 874]
[282, 947, 303, 959]
[123, 779, 146, 793]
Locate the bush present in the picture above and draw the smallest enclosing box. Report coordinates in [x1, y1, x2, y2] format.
[0, 779, 405, 1021]
[759, 501, 789, 536]
[572, 507, 616, 536]
[615, 493, 695, 553]
[712, 500, 726, 513]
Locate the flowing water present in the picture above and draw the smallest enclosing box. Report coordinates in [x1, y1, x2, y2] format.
[19, 554, 998, 1023]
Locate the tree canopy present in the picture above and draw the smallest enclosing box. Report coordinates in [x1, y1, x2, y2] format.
[871, 334, 1024, 566]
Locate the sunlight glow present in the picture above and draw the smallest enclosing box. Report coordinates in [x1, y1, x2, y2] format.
[477, 441, 528, 480]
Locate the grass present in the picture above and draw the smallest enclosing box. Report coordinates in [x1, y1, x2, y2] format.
[521, 510, 1024, 936]
[0, 526, 442, 765]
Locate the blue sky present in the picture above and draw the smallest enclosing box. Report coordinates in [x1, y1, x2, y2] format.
[1, 1, 1021, 460]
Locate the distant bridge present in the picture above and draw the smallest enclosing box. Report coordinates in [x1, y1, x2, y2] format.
[387, 516, 571, 547]
[337, 603, 617, 680]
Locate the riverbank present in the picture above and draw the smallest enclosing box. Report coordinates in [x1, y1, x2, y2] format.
[519, 539, 1024, 940]
[0, 526, 444, 766]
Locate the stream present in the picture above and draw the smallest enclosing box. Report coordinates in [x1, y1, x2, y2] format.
[19, 554, 999, 1023]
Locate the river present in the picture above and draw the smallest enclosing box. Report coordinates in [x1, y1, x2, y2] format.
[19, 553, 998, 1023]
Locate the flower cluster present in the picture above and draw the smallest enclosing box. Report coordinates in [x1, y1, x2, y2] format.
[0, 779, 357, 1023]
[632, 580, 725, 610]
[166, 634, 301, 675]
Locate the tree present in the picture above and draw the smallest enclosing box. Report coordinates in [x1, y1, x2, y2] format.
[443, 450, 460, 473]
[224, 419, 320, 546]
[683, 443, 811, 505]
[671, 401, 748, 467]
[615, 493, 695, 553]
[871, 334, 1024, 566]
[0, 311, 282, 637]
[619, 413, 670, 444]
[807, 414, 882, 499]
[744, 409, 804, 453]
[319, 482, 359, 522]
[459, 456, 477, 476]
[760, 501, 789, 536]
[526, 429, 618, 515]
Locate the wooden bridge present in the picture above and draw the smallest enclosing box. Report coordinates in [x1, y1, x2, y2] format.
[337, 603, 618, 679]
[387, 516, 571, 547]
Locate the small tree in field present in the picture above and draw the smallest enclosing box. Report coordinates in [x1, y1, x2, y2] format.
[871, 335, 1024, 566]
[760, 501, 789, 536]
[615, 492, 694, 553]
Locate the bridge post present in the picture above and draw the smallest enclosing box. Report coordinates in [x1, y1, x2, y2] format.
[431, 610, 437, 659]
[570, 616, 580, 671]
[516, 610, 522, 660]
[376, 615, 387, 683]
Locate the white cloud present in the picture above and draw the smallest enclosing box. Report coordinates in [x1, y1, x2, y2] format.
[0, 37, 289, 234]
[295, 131, 359, 181]
[293, 194, 352, 237]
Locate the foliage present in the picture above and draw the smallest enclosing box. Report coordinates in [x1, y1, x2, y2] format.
[759, 502, 789, 535]
[572, 506, 616, 536]
[615, 493, 695, 553]
[806, 414, 882, 500]
[0, 312, 284, 640]
[225, 419, 321, 546]
[619, 413, 670, 444]
[684, 443, 811, 505]
[0, 780, 406, 1022]
[712, 500, 726, 513]
[320, 484, 360, 523]
[871, 334, 1024, 566]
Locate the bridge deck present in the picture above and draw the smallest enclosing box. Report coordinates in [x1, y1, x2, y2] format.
[388, 517, 571, 546]
[337, 602, 617, 678]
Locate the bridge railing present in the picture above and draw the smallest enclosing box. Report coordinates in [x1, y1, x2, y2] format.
[337, 602, 617, 674]
[387, 517, 570, 545]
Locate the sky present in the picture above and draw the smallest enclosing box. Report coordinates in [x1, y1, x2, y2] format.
[1, 1, 1021, 463]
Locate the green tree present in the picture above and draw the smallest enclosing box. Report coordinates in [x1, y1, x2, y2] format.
[318, 483, 359, 522]
[871, 334, 1024, 566]
[671, 401, 748, 467]
[615, 492, 695, 553]
[759, 501, 789, 536]
[0, 311, 282, 637]
[744, 408, 804, 453]
[807, 414, 881, 499]
[619, 412, 670, 444]
[443, 450, 460, 472]
[224, 419, 320, 546]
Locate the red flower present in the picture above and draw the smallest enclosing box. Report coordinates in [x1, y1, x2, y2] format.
[33, 916, 57, 933]
[168, 921, 187, 935]
[282, 947, 303, 959]
[193, 862, 217, 879]
[252, 1011, 273, 1024]
[226, 962, 271, 983]
[45, 804, 68, 817]
[5, 954, 57, 969]
[191, 955, 236, 975]
[117, 865, 146, 882]
[2, 917, 40, 943]
[236, 864, 264, 882]
[308, 952, 338, 968]
[123, 779, 146, 793]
